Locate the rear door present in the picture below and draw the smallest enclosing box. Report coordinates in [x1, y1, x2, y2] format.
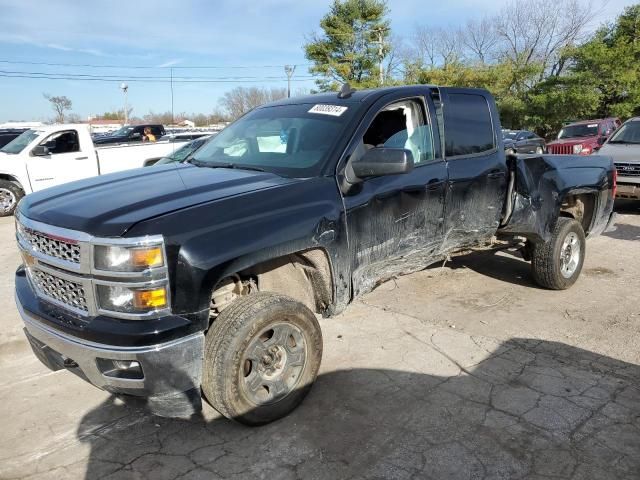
[440, 88, 507, 249]
[342, 89, 448, 296]
[26, 129, 98, 191]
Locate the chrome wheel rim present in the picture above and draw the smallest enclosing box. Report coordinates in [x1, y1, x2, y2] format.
[241, 322, 307, 406]
[536, 147, 543, 154]
[0, 188, 16, 214]
[560, 232, 581, 278]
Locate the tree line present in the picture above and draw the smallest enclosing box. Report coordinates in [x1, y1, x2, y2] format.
[305, 0, 640, 138]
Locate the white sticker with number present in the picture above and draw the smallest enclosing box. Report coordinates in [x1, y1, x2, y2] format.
[308, 104, 348, 116]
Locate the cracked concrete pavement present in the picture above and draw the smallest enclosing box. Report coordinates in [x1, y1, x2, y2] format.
[1, 201, 639, 479]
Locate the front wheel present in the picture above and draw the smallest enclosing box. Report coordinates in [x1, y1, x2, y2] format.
[0, 180, 23, 217]
[202, 292, 323, 425]
[531, 217, 586, 290]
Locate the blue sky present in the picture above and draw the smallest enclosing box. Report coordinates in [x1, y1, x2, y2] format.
[0, 0, 634, 122]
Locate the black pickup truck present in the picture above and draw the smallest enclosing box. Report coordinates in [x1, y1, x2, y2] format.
[14, 85, 616, 424]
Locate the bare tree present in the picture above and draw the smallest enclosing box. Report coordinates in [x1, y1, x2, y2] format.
[460, 17, 500, 64]
[412, 26, 439, 68]
[43, 93, 72, 123]
[220, 87, 288, 120]
[495, 0, 593, 76]
[411, 26, 463, 68]
[383, 34, 407, 81]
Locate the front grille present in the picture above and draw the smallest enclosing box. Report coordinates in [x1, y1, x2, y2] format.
[548, 144, 573, 155]
[615, 163, 640, 177]
[30, 268, 88, 312]
[21, 228, 81, 264]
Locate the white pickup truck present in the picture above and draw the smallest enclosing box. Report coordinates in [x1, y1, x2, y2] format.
[0, 124, 184, 216]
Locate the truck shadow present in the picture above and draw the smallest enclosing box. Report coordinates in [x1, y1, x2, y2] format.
[77, 338, 640, 480]
[614, 199, 640, 215]
[440, 248, 541, 288]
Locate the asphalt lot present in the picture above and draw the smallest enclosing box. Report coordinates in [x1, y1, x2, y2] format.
[1, 202, 639, 480]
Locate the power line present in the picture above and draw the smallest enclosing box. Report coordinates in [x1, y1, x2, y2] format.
[0, 73, 315, 84]
[0, 69, 316, 81]
[0, 59, 315, 70]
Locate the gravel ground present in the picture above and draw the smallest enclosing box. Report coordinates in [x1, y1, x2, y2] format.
[0, 201, 639, 480]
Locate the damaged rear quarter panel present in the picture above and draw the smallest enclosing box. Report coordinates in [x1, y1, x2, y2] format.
[499, 154, 614, 242]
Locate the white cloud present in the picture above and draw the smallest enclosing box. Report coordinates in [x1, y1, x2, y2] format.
[156, 59, 183, 68]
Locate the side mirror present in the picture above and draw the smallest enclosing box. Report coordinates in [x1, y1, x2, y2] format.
[130, 132, 142, 139]
[352, 148, 414, 178]
[31, 145, 50, 157]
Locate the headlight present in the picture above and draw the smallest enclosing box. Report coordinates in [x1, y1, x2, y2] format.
[97, 284, 168, 314]
[94, 244, 165, 272]
[573, 144, 583, 154]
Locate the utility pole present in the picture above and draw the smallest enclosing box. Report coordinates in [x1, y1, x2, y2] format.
[170, 67, 175, 125]
[120, 82, 129, 125]
[376, 29, 384, 86]
[284, 65, 296, 98]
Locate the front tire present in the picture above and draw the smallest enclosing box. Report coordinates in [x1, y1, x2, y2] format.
[531, 217, 586, 290]
[0, 180, 23, 217]
[202, 292, 323, 425]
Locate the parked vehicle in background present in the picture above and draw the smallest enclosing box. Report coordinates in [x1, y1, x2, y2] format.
[0, 129, 27, 148]
[598, 117, 640, 199]
[144, 136, 211, 166]
[547, 118, 619, 155]
[502, 130, 546, 154]
[0, 124, 185, 215]
[14, 85, 616, 425]
[93, 124, 166, 145]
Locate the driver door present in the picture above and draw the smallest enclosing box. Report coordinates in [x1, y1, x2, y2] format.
[342, 91, 448, 296]
[26, 130, 98, 191]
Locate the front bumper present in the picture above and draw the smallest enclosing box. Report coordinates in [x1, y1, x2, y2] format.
[616, 183, 640, 200]
[17, 296, 204, 417]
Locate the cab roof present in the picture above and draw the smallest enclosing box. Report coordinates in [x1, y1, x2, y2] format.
[263, 85, 440, 108]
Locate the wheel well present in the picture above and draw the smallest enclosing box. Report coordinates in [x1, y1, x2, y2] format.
[210, 248, 334, 317]
[559, 193, 596, 234]
[0, 174, 23, 191]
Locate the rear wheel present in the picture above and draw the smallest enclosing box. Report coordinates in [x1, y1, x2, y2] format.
[535, 146, 544, 154]
[0, 180, 23, 217]
[202, 292, 322, 425]
[531, 217, 585, 290]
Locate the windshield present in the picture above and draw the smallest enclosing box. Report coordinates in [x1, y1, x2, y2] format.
[190, 103, 355, 177]
[608, 121, 640, 144]
[111, 126, 134, 137]
[0, 129, 40, 154]
[156, 138, 207, 165]
[558, 123, 599, 139]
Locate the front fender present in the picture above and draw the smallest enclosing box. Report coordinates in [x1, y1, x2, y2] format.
[126, 177, 350, 317]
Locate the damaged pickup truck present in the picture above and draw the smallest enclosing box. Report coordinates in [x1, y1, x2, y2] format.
[14, 85, 616, 424]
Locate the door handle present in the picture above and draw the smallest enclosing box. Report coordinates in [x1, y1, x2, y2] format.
[487, 170, 506, 179]
[75, 156, 88, 160]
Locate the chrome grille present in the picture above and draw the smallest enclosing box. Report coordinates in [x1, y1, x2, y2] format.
[548, 144, 573, 155]
[30, 268, 88, 312]
[615, 163, 640, 177]
[20, 227, 81, 264]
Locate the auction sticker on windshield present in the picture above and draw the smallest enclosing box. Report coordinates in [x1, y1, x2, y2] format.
[308, 104, 348, 116]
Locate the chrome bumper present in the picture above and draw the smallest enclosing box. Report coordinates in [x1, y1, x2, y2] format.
[17, 297, 204, 417]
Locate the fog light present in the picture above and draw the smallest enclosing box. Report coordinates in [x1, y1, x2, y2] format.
[97, 358, 144, 379]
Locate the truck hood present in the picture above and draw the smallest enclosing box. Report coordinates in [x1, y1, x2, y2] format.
[597, 143, 640, 163]
[18, 164, 300, 237]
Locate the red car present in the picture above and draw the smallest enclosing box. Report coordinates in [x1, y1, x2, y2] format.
[547, 118, 620, 155]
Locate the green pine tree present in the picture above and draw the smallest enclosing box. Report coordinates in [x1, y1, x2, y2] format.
[304, 0, 390, 91]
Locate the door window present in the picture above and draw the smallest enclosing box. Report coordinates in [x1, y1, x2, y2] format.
[362, 99, 434, 165]
[39, 130, 80, 154]
[444, 93, 495, 157]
